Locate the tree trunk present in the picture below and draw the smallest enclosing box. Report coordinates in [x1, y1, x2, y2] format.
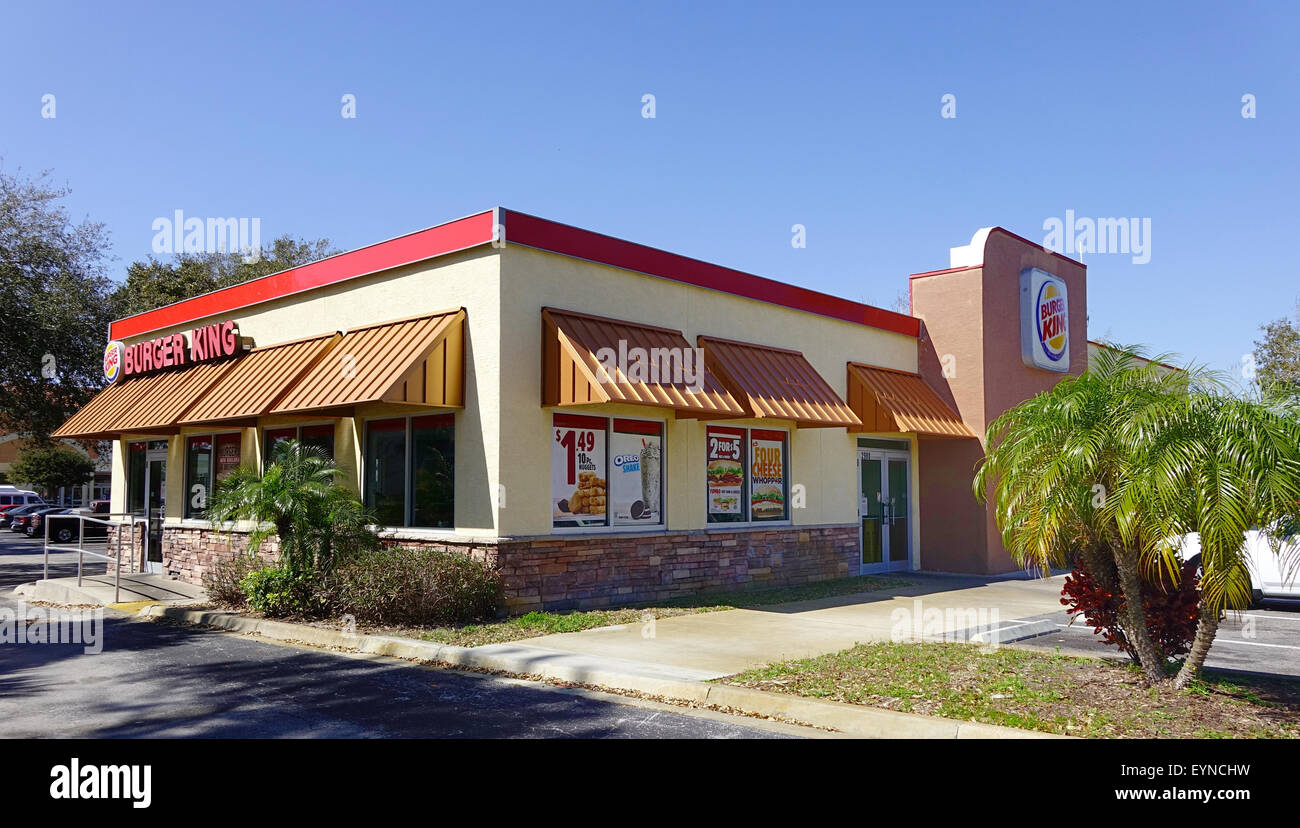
[1173, 601, 1220, 690]
[1113, 548, 1169, 684]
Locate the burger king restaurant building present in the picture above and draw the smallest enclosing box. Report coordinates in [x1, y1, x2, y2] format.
[56, 211, 1091, 613]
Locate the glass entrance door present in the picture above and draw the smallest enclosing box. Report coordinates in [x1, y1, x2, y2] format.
[144, 442, 167, 574]
[857, 450, 911, 573]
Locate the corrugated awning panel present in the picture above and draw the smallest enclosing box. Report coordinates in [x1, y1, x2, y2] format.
[52, 376, 157, 439]
[270, 310, 464, 414]
[542, 308, 746, 417]
[180, 333, 341, 424]
[52, 359, 238, 438]
[846, 362, 974, 437]
[697, 336, 861, 428]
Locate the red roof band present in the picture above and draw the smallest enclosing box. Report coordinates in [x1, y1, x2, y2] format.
[109, 208, 921, 342]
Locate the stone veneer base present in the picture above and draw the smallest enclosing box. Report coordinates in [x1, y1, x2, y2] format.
[155, 523, 860, 613]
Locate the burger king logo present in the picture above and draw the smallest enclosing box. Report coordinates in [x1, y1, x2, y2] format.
[1036, 282, 1068, 362]
[103, 341, 124, 383]
[1019, 268, 1069, 372]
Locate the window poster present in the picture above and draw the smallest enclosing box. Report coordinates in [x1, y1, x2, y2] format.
[749, 429, 787, 521]
[611, 419, 663, 526]
[215, 433, 242, 482]
[552, 414, 607, 528]
[706, 425, 745, 520]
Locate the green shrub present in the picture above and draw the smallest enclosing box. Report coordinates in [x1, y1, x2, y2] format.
[239, 567, 321, 617]
[320, 546, 501, 626]
[203, 552, 270, 608]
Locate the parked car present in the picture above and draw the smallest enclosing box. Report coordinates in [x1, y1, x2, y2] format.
[1, 503, 46, 530]
[48, 502, 112, 544]
[11, 506, 67, 535]
[27, 507, 74, 538]
[1177, 523, 1300, 603]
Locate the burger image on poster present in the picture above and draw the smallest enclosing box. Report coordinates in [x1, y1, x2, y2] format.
[1019, 267, 1069, 373]
[750, 484, 785, 518]
[707, 458, 743, 514]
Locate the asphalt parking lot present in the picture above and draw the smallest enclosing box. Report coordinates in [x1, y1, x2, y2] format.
[0, 532, 810, 739]
[1016, 602, 1300, 677]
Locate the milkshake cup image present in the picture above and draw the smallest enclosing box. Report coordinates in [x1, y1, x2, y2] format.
[639, 440, 661, 516]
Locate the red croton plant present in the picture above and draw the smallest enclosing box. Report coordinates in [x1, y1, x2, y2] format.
[1061, 561, 1201, 661]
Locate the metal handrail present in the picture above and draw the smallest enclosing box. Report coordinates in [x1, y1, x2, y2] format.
[43, 512, 143, 605]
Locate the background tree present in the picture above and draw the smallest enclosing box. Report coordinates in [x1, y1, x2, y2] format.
[1253, 317, 1300, 397]
[8, 443, 96, 497]
[0, 167, 114, 440]
[110, 236, 339, 319]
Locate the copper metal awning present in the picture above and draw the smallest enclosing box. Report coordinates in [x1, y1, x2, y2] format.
[541, 308, 746, 417]
[52, 359, 238, 439]
[179, 333, 342, 425]
[270, 309, 465, 415]
[846, 362, 974, 437]
[697, 336, 861, 428]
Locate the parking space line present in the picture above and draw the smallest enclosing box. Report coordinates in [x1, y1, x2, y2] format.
[1053, 623, 1300, 651]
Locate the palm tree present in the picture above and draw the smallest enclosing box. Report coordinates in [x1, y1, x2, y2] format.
[204, 439, 379, 574]
[975, 346, 1200, 684]
[1131, 390, 1300, 688]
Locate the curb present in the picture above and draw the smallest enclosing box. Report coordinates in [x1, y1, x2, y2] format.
[140, 606, 1067, 739]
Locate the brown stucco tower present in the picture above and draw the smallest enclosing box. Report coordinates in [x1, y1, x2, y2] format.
[910, 228, 1088, 573]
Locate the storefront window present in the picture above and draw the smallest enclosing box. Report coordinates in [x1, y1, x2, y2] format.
[551, 414, 664, 530]
[706, 426, 746, 523]
[127, 442, 146, 515]
[748, 428, 789, 522]
[706, 425, 789, 523]
[263, 427, 296, 466]
[365, 419, 406, 526]
[264, 424, 335, 468]
[365, 415, 455, 528]
[184, 433, 242, 518]
[412, 414, 454, 528]
[300, 424, 335, 459]
[185, 436, 213, 518]
[611, 419, 663, 527]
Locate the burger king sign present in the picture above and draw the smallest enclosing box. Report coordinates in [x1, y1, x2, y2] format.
[1019, 268, 1069, 372]
[103, 341, 125, 383]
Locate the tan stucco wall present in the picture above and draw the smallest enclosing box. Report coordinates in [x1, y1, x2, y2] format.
[496, 244, 918, 537]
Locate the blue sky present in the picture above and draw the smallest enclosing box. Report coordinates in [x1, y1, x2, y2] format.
[3, 1, 1296, 378]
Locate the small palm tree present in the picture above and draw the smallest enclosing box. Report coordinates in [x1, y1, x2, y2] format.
[205, 439, 379, 574]
[978, 346, 1300, 688]
[975, 346, 1201, 684]
[1132, 390, 1300, 688]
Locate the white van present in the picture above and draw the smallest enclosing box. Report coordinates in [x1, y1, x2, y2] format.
[0, 486, 45, 508]
[1177, 524, 1300, 603]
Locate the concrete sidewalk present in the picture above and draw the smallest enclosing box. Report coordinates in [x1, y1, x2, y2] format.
[518, 572, 1068, 678]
